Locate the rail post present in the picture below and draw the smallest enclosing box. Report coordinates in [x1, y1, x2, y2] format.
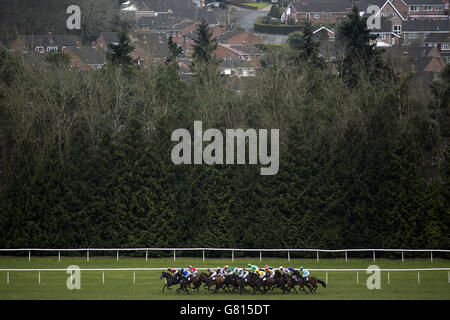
[87, 250, 89, 262]
[173, 250, 176, 262]
[231, 250, 234, 262]
[401, 251, 404, 262]
[146, 250, 148, 262]
[28, 250, 31, 262]
[58, 250, 60, 262]
[345, 251, 347, 262]
[287, 250, 290, 262]
[316, 251, 319, 262]
[260, 250, 262, 262]
[417, 271, 420, 284]
[102, 271, 105, 284]
[356, 272, 358, 284]
[373, 250, 376, 262]
[117, 250, 119, 261]
[133, 272, 135, 284]
[203, 250, 206, 262]
[430, 251, 433, 262]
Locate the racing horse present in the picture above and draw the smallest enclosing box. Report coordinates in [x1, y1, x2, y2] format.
[305, 276, 327, 293]
[199, 273, 226, 293]
[160, 272, 182, 292]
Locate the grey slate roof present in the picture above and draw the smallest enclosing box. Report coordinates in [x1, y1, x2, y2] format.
[403, 45, 436, 57]
[219, 58, 255, 69]
[99, 32, 119, 46]
[402, 20, 449, 32]
[291, 0, 352, 13]
[66, 46, 106, 65]
[425, 32, 450, 43]
[52, 34, 80, 47]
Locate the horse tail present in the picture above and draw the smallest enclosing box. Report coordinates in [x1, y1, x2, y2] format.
[317, 279, 326, 288]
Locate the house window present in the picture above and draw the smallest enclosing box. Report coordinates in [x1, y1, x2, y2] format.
[393, 25, 401, 33]
[306, 13, 310, 20]
[314, 13, 320, 18]
[378, 34, 386, 40]
[434, 5, 443, 11]
[391, 13, 396, 18]
[408, 33, 418, 39]
[381, 13, 387, 17]
[410, 6, 419, 12]
[442, 43, 449, 51]
[424, 6, 433, 11]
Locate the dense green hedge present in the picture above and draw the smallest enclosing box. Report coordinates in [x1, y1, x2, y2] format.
[254, 21, 303, 35]
[0, 52, 448, 251]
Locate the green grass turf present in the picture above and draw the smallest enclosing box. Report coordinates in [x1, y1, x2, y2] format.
[0, 256, 449, 300]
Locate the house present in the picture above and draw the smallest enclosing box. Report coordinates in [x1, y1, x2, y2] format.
[425, 32, 450, 63]
[312, 26, 336, 42]
[129, 33, 171, 64]
[402, 20, 449, 45]
[390, 0, 447, 21]
[129, 0, 220, 24]
[403, 44, 440, 56]
[12, 33, 81, 53]
[63, 46, 106, 70]
[216, 31, 263, 45]
[131, 16, 183, 33]
[406, 56, 444, 79]
[96, 32, 119, 50]
[213, 44, 264, 64]
[281, 0, 352, 24]
[219, 58, 257, 77]
[369, 17, 402, 45]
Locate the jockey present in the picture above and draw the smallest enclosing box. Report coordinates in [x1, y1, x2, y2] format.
[265, 266, 275, 278]
[217, 267, 226, 277]
[188, 265, 197, 275]
[300, 266, 310, 283]
[225, 266, 235, 276]
[167, 267, 178, 275]
[240, 268, 250, 281]
[247, 264, 259, 274]
[208, 268, 217, 280]
[181, 268, 192, 279]
[256, 269, 266, 280]
[288, 266, 296, 274]
[279, 266, 289, 274]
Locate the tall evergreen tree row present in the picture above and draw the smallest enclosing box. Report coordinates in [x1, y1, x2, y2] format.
[0, 14, 448, 255]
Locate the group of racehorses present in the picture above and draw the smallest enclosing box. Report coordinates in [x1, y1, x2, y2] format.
[160, 268, 326, 295]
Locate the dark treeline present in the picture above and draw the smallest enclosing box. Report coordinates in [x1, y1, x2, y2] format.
[0, 15, 449, 252]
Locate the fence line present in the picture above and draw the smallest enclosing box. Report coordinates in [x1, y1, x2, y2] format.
[1, 248, 448, 263]
[1, 268, 450, 272]
[1, 248, 449, 252]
